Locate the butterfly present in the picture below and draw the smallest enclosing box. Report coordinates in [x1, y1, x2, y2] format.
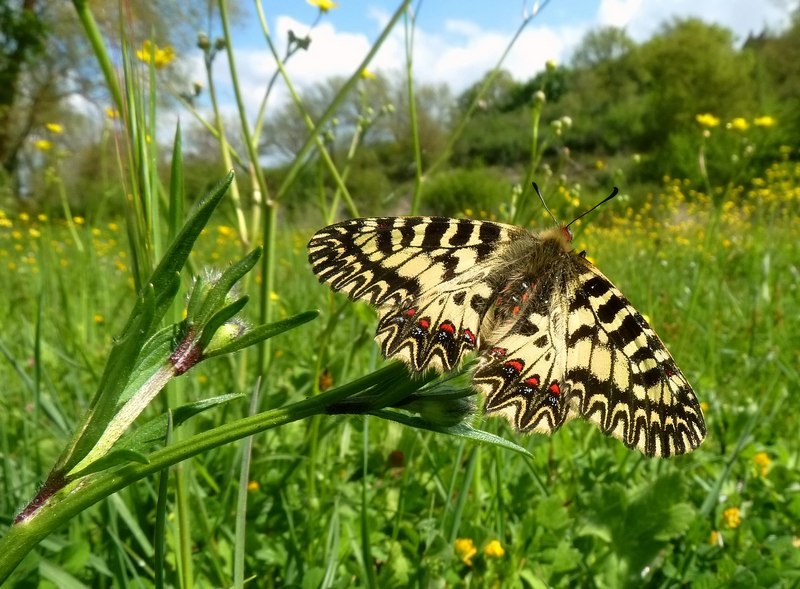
[307, 200, 706, 457]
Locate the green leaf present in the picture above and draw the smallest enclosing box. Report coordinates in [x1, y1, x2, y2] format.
[54, 286, 157, 473]
[195, 247, 262, 325]
[69, 449, 150, 480]
[148, 171, 233, 306]
[116, 393, 245, 454]
[369, 409, 533, 457]
[199, 295, 249, 350]
[203, 310, 319, 359]
[168, 122, 184, 240]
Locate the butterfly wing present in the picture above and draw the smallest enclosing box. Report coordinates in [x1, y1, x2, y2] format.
[474, 254, 705, 457]
[308, 217, 525, 371]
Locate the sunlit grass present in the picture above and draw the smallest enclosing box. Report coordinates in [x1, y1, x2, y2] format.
[3, 162, 797, 585]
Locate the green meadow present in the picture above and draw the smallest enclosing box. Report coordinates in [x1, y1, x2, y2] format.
[1, 2, 799, 587]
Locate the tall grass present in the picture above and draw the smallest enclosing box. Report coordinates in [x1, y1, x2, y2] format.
[1, 1, 798, 587]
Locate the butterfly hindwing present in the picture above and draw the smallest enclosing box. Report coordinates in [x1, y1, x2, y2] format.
[308, 217, 525, 371]
[474, 251, 705, 457]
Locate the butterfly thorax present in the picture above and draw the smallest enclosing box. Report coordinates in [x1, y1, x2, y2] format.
[481, 228, 580, 345]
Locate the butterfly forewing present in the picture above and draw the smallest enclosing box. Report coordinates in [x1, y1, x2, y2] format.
[308, 215, 706, 457]
[309, 217, 524, 371]
[565, 262, 706, 455]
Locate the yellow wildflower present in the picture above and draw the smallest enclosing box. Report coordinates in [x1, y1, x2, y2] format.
[136, 40, 175, 69]
[361, 68, 377, 80]
[29, 228, 41, 238]
[722, 507, 741, 529]
[700, 401, 709, 412]
[484, 540, 505, 558]
[753, 116, 776, 128]
[34, 139, 53, 151]
[729, 117, 749, 131]
[695, 113, 720, 127]
[73, 216, 85, 225]
[308, 0, 338, 11]
[93, 314, 104, 324]
[709, 530, 721, 546]
[454, 538, 477, 566]
[37, 213, 47, 222]
[247, 480, 260, 492]
[19, 212, 29, 221]
[753, 452, 770, 477]
[217, 225, 236, 238]
[0, 218, 12, 228]
[595, 159, 606, 170]
[46, 123, 63, 134]
[105, 107, 119, 120]
[270, 291, 280, 301]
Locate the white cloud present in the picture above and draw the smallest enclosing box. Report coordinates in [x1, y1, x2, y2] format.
[203, 0, 796, 122]
[223, 13, 583, 120]
[597, 0, 798, 42]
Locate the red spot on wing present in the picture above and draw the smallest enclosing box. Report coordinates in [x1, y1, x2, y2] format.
[524, 376, 540, 387]
[549, 382, 561, 396]
[490, 347, 507, 358]
[463, 329, 476, 344]
[418, 318, 430, 330]
[404, 308, 417, 317]
[439, 321, 455, 334]
[504, 359, 524, 373]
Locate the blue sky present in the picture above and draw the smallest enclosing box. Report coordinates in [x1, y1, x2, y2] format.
[205, 0, 797, 118]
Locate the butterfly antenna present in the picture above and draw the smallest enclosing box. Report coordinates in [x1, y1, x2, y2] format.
[566, 186, 619, 229]
[532, 182, 559, 227]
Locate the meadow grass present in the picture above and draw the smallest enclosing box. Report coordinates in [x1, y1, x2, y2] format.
[1, 163, 798, 587]
[1, 2, 799, 587]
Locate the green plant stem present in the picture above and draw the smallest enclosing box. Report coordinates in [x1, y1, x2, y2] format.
[424, 5, 545, 178]
[404, 11, 424, 215]
[0, 364, 405, 581]
[269, 0, 412, 203]
[71, 0, 123, 111]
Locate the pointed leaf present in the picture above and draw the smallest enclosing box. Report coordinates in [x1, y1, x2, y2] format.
[370, 409, 532, 457]
[203, 310, 319, 359]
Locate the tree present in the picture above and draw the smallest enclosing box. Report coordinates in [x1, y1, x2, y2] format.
[0, 1, 214, 198]
[0, 1, 47, 178]
[635, 18, 756, 144]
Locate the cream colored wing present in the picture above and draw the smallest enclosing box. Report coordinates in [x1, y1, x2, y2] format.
[308, 216, 526, 372]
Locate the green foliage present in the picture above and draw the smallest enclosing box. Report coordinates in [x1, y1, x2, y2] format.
[452, 110, 532, 167]
[2, 2, 800, 586]
[419, 167, 511, 216]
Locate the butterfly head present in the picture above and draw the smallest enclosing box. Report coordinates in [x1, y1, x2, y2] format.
[539, 225, 574, 253]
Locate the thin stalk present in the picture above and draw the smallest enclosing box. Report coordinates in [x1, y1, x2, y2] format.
[360, 417, 377, 588]
[254, 3, 357, 216]
[425, 3, 548, 178]
[71, 0, 123, 111]
[233, 385, 261, 588]
[267, 0, 413, 203]
[405, 9, 424, 214]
